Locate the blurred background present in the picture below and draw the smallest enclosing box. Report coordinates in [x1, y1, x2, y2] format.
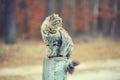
[0, 0, 120, 80]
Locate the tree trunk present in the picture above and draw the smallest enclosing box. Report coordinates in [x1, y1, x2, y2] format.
[91, 0, 99, 36]
[102, 0, 113, 36]
[83, 0, 89, 35]
[0, 0, 5, 38]
[69, 0, 75, 36]
[46, 0, 56, 16]
[61, 0, 75, 36]
[114, 0, 120, 39]
[111, 0, 117, 38]
[56, 0, 62, 16]
[19, 0, 29, 39]
[5, 0, 16, 44]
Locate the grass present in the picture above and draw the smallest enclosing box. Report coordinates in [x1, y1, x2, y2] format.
[0, 47, 4, 53]
[0, 37, 120, 67]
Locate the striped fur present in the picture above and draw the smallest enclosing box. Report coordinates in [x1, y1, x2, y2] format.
[41, 14, 74, 58]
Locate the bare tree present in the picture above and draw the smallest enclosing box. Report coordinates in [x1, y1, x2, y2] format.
[101, 0, 113, 36]
[61, 0, 75, 36]
[69, 0, 75, 36]
[19, 0, 29, 39]
[0, 0, 5, 38]
[92, 0, 98, 35]
[46, 0, 56, 16]
[90, 0, 99, 36]
[5, 0, 16, 44]
[114, 0, 120, 39]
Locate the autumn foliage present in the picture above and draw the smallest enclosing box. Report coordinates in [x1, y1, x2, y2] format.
[4, 0, 119, 40]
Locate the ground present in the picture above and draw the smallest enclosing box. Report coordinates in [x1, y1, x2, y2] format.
[0, 59, 120, 80]
[0, 37, 120, 80]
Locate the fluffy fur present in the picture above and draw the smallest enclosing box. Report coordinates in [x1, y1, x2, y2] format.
[41, 14, 74, 58]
